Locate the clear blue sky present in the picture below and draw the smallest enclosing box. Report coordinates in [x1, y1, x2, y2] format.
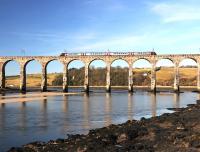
[1, 0, 200, 75]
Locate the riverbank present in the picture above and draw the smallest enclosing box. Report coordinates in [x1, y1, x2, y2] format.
[0, 92, 83, 104]
[8, 98, 200, 152]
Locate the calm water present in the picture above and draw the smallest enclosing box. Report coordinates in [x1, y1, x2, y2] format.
[0, 91, 199, 151]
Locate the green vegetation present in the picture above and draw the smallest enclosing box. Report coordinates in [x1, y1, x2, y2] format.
[52, 67, 151, 86]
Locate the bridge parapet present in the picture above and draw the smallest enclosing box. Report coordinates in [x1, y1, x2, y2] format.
[1, 53, 200, 69]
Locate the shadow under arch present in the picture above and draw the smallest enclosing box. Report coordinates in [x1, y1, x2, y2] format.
[3, 60, 20, 89]
[67, 59, 85, 91]
[179, 58, 197, 86]
[111, 59, 129, 87]
[132, 59, 152, 86]
[45, 59, 64, 91]
[156, 59, 174, 87]
[89, 59, 107, 87]
[25, 59, 42, 91]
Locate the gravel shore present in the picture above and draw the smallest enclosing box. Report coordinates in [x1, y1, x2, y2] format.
[8, 99, 200, 152]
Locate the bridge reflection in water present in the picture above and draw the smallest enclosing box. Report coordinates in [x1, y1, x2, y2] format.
[0, 91, 198, 151]
[0, 92, 184, 133]
[1, 52, 200, 93]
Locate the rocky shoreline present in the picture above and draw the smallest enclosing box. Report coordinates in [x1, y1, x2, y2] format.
[8, 100, 200, 152]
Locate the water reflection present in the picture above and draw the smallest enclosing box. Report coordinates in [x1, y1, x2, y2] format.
[83, 94, 90, 130]
[40, 98, 48, 131]
[19, 102, 27, 130]
[41, 98, 47, 110]
[62, 95, 68, 113]
[0, 103, 5, 132]
[0, 91, 198, 151]
[0, 93, 5, 99]
[173, 93, 180, 108]
[128, 93, 133, 120]
[197, 93, 200, 100]
[61, 95, 69, 133]
[104, 93, 112, 126]
[150, 93, 156, 117]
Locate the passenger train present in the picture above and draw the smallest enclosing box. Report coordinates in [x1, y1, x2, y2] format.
[60, 51, 156, 56]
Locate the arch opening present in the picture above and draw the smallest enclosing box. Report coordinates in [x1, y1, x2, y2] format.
[132, 59, 151, 86]
[156, 59, 174, 86]
[67, 60, 85, 91]
[89, 60, 106, 87]
[25, 60, 42, 91]
[4, 60, 20, 90]
[111, 59, 129, 87]
[46, 60, 63, 91]
[179, 59, 197, 86]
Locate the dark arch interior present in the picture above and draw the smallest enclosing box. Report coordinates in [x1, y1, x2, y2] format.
[89, 59, 106, 86]
[132, 59, 151, 86]
[111, 59, 129, 86]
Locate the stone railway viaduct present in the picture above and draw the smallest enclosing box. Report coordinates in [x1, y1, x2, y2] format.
[1, 52, 200, 92]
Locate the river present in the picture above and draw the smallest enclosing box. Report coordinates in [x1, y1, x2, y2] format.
[0, 90, 198, 151]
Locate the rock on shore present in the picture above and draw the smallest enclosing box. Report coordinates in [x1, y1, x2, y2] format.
[9, 100, 200, 152]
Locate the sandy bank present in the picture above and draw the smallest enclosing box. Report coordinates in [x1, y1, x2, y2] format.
[0, 92, 83, 104]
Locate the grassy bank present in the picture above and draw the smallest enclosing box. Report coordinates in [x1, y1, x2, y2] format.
[5, 67, 197, 88]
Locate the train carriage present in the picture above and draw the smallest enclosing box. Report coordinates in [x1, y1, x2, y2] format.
[60, 51, 157, 56]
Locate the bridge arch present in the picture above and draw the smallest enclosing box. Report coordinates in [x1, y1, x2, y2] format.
[45, 58, 61, 68]
[3, 59, 20, 69]
[111, 59, 129, 87]
[24, 59, 42, 67]
[156, 58, 174, 64]
[132, 59, 152, 86]
[88, 58, 106, 66]
[110, 58, 129, 66]
[67, 59, 85, 67]
[156, 59, 174, 86]
[45, 59, 64, 91]
[179, 58, 197, 86]
[67, 59, 85, 91]
[25, 59, 42, 91]
[156, 58, 174, 67]
[3, 60, 20, 89]
[133, 58, 151, 65]
[179, 58, 197, 66]
[89, 59, 107, 87]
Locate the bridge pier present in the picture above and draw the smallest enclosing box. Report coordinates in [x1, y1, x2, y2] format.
[174, 64, 179, 92]
[0, 62, 5, 89]
[128, 64, 133, 92]
[63, 64, 68, 92]
[19, 64, 26, 92]
[106, 63, 111, 92]
[150, 64, 156, 92]
[84, 64, 89, 93]
[41, 63, 47, 92]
